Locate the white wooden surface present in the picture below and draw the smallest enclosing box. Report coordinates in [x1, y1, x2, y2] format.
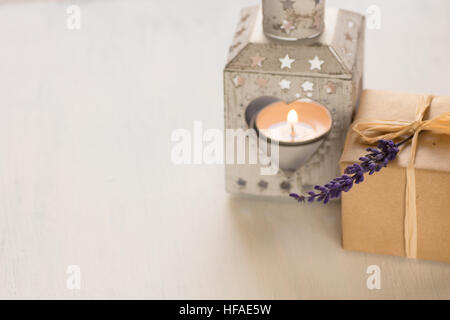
[0, 0, 449, 299]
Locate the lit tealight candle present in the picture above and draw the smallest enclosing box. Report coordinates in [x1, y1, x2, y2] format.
[253, 100, 332, 171]
[256, 100, 331, 145]
[260, 108, 318, 143]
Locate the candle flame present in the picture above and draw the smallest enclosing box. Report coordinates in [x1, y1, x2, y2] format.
[287, 109, 298, 124]
[287, 109, 298, 139]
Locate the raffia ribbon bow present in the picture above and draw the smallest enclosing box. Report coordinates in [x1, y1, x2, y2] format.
[352, 95, 450, 259]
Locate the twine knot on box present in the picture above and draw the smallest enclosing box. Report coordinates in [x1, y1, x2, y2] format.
[352, 95, 450, 259]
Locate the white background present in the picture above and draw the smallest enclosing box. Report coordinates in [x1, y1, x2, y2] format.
[0, 0, 449, 299]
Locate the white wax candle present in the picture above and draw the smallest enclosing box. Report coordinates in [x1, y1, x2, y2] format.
[255, 101, 332, 146]
[260, 121, 318, 143]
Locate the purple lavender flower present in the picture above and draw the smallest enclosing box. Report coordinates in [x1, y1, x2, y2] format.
[290, 139, 400, 204]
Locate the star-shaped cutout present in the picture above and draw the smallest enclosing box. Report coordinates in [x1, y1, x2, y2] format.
[281, 0, 295, 10]
[325, 82, 337, 94]
[232, 75, 245, 88]
[241, 14, 250, 23]
[250, 53, 266, 67]
[313, 15, 322, 28]
[237, 178, 247, 188]
[280, 181, 291, 191]
[279, 79, 291, 90]
[235, 27, 246, 37]
[342, 47, 353, 56]
[280, 20, 296, 34]
[229, 42, 241, 53]
[255, 78, 268, 88]
[279, 54, 295, 69]
[309, 56, 324, 71]
[301, 81, 314, 91]
[258, 180, 268, 190]
[345, 32, 354, 42]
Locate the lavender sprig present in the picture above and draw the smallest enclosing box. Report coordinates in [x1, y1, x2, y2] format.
[290, 139, 400, 204]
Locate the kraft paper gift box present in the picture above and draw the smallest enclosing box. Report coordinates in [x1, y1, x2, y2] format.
[340, 89, 450, 263]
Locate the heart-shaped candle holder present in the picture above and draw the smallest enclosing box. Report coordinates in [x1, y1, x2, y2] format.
[224, 3, 365, 196]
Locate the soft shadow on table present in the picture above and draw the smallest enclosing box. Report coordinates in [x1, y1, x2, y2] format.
[226, 194, 343, 298]
[227, 194, 342, 247]
[226, 195, 450, 299]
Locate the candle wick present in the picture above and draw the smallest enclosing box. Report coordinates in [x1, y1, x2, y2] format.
[290, 123, 296, 139]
